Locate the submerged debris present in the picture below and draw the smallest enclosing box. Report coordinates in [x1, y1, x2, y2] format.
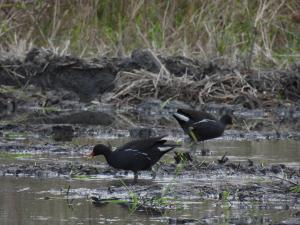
[217, 152, 229, 164]
[52, 125, 74, 142]
[174, 152, 193, 164]
[168, 217, 198, 224]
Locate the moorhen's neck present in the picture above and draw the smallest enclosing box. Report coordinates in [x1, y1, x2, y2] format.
[102, 147, 114, 165]
[220, 115, 232, 126]
[93, 145, 113, 159]
[102, 148, 113, 157]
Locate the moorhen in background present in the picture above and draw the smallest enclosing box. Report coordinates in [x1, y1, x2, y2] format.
[89, 136, 178, 183]
[173, 108, 233, 149]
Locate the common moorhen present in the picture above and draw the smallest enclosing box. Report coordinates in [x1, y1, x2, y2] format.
[89, 136, 178, 183]
[173, 108, 232, 148]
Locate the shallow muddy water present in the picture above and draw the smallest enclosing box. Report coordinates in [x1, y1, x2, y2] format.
[0, 170, 298, 225]
[0, 106, 300, 225]
[0, 137, 300, 225]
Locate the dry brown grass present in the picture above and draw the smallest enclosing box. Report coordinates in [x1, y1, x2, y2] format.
[0, 0, 300, 68]
[108, 52, 299, 107]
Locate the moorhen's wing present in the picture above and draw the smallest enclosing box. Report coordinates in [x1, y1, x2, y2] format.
[177, 108, 216, 122]
[115, 136, 167, 153]
[192, 119, 225, 140]
[110, 150, 153, 171]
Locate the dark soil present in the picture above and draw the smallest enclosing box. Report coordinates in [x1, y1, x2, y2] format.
[1, 48, 299, 139]
[1, 48, 300, 105]
[29, 111, 115, 126]
[1, 48, 300, 139]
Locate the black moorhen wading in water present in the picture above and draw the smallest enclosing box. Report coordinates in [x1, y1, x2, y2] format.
[89, 136, 178, 183]
[173, 108, 233, 149]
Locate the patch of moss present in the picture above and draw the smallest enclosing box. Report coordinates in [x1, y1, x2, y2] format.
[290, 186, 300, 193]
[4, 132, 27, 140]
[0, 152, 32, 159]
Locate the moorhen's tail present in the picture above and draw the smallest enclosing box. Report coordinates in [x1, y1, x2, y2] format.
[156, 143, 180, 153]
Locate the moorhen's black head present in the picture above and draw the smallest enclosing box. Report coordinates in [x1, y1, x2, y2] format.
[220, 114, 233, 125]
[89, 144, 111, 157]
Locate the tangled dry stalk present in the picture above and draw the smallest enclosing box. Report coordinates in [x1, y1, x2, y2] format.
[110, 69, 253, 105]
[109, 52, 300, 108]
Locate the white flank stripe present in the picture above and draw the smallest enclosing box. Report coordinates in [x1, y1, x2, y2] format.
[125, 149, 148, 156]
[139, 152, 148, 156]
[124, 149, 139, 152]
[194, 119, 216, 125]
[174, 113, 190, 122]
[158, 146, 172, 152]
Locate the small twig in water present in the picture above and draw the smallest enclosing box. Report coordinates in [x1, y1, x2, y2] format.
[218, 152, 229, 164]
[270, 175, 298, 186]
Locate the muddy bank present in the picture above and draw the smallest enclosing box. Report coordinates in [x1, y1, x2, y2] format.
[1, 103, 300, 141]
[28, 111, 115, 126]
[1, 152, 299, 181]
[0, 48, 116, 102]
[1, 48, 299, 106]
[1, 48, 300, 135]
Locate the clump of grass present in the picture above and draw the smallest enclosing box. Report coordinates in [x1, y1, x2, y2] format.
[117, 179, 181, 215]
[0, 1, 299, 68]
[290, 186, 300, 193]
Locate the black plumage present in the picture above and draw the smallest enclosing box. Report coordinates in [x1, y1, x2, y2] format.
[173, 108, 232, 146]
[89, 136, 178, 183]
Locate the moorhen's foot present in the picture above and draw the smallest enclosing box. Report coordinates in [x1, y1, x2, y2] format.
[151, 170, 156, 179]
[247, 159, 254, 166]
[201, 148, 211, 156]
[190, 143, 198, 153]
[133, 172, 138, 184]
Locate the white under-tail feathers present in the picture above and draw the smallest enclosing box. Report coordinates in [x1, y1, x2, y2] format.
[174, 113, 217, 125]
[173, 113, 190, 122]
[158, 146, 174, 152]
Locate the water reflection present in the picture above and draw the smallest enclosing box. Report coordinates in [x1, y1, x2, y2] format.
[0, 177, 167, 225]
[207, 140, 300, 164]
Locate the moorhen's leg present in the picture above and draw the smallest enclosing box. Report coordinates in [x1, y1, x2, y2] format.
[190, 142, 198, 153]
[133, 172, 138, 184]
[151, 167, 156, 180]
[201, 140, 211, 156]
